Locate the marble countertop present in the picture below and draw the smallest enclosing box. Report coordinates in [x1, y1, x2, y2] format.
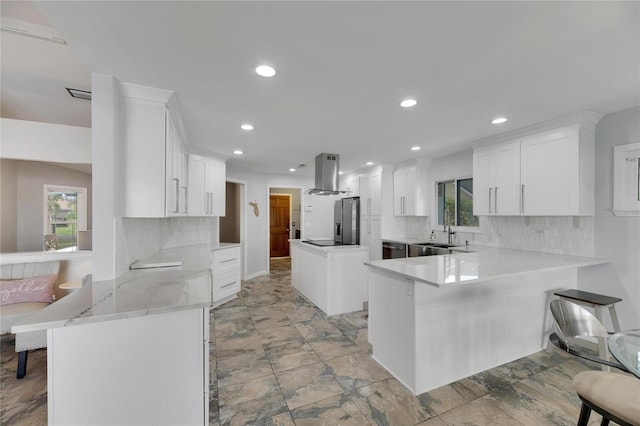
[291, 239, 369, 254]
[12, 243, 240, 333]
[366, 247, 607, 287]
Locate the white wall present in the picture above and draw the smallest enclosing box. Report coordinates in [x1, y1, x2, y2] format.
[0, 118, 91, 164]
[226, 164, 335, 278]
[578, 106, 640, 329]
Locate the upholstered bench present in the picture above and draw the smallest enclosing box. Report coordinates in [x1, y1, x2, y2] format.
[0, 261, 61, 378]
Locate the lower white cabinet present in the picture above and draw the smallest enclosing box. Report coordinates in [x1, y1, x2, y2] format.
[211, 246, 241, 307]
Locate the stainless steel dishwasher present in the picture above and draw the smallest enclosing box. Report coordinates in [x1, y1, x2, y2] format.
[382, 241, 407, 259]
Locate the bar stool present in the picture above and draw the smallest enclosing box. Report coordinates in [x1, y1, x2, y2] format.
[554, 289, 622, 370]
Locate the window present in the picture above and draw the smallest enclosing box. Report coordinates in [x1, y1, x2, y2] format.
[436, 178, 478, 227]
[44, 185, 87, 250]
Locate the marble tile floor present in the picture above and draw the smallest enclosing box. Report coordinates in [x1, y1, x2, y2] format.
[1, 258, 610, 425]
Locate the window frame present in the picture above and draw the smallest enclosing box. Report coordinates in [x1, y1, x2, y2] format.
[435, 176, 480, 232]
[43, 184, 88, 250]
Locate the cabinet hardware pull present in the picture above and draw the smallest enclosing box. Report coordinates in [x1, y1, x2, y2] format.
[221, 281, 237, 288]
[220, 258, 237, 263]
[521, 184, 525, 213]
[494, 187, 498, 213]
[210, 192, 214, 215]
[182, 186, 188, 214]
[172, 178, 180, 213]
[488, 187, 493, 213]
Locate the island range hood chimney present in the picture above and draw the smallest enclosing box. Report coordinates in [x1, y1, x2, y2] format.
[308, 153, 345, 195]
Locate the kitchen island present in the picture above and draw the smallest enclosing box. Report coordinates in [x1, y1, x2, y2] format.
[290, 240, 369, 316]
[366, 247, 607, 395]
[12, 243, 238, 425]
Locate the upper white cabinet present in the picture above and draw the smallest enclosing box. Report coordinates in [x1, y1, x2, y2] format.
[473, 140, 521, 216]
[188, 154, 226, 217]
[360, 170, 382, 216]
[120, 83, 188, 218]
[393, 161, 430, 216]
[521, 126, 593, 216]
[340, 175, 360, 197]
[613, 142, 640, 213]
[473, 123, 595, 216]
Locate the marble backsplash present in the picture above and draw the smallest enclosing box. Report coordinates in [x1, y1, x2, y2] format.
[428, 216, 594, 257]
[115, 217, 218, 275]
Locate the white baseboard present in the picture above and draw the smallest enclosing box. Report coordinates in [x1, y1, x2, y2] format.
[245, 270, 268, 280]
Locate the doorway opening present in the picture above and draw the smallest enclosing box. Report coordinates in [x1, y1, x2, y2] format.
[269, 187, 301, 270]
[220, 180, 246, 279]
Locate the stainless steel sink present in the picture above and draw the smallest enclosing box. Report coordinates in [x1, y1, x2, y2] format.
[408, 243, 452, 257]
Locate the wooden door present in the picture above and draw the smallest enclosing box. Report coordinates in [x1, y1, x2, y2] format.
[270, 195, 290, 257]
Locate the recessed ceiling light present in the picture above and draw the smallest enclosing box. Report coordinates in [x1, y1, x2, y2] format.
[338, 171, 344, 175]
[66, 88, 92, 100]
[255, 65, 276, 77]
[241, 123, 254, 131]
[491, 117, 508, 124]
[411, 146, 421, 151]
[400, 99, 417, 108]
[289, 168, 296, 172]
[365, 161, 374, 166]
[233, 150, 243, 155]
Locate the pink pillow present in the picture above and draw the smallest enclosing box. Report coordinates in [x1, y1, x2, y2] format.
[0, 274, 57, 306]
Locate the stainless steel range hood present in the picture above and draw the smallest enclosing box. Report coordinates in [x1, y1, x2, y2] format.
[308, 153, 345, 195]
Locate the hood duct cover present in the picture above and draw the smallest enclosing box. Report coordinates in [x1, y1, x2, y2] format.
[308, 153, 344, 195]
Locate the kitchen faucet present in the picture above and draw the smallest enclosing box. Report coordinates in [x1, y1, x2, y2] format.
[444, 208, 455, 244]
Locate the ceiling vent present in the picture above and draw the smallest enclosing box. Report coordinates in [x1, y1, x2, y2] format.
[66, 88, 92, 101]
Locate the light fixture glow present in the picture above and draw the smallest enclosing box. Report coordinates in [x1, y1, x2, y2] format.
[233, 150, 243, 155]
[400, 99, 417, 108]
[241, 123, 254, 131]
[338, 171, 344, 175]
[365, 161, 374, 166]
[491, 117, 508, 124]
[255, 65, 276, 77]
[289, 168, 296, 172]
[411, 146, 421, 151]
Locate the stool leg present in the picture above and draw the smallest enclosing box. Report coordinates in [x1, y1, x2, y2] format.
[16, 351, 28, 379]
[608, 305, 621, 332]
[577, 402, 591, 426]
[594, 307, 610, 372]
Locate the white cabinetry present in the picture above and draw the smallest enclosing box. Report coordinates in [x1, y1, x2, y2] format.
[120, 83, 188, 218]
[211, 246, 241, 307]
[188, 154, 226, 217]
[360, 170, 382, 216]
[473, 124, 595, 216]
[520, 126, 593, 216]
[340, 175, 360, 197]
[393, 162, 430, 216]
[359, 168, 382, 261]
[473, 140, 521, 216]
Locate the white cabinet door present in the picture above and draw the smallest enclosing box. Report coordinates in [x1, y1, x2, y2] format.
[341, 175, 360, 197]
[165, 111, 187, 217]
[121, 98, 167, 218]
[394, 162, 429, 216]
[360, 216, 381, 261]
[473, 140, 521, 216]
[205, 158, 226, 216]
[187, 154, 207, 216]
[521, 128, 580, 215]
[360, 170, 382, 216]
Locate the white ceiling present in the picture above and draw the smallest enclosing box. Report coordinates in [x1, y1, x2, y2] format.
[2, 1, 639, 176]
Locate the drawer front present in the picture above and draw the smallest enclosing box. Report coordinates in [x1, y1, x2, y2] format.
[212, 247, 241, 273]
[213, 269, 241, 301]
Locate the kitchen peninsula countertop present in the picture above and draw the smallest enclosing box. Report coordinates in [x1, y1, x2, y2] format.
[12, 243, 240, 333]
[291, 239, 369, 255]
[366, 246, 607, 287]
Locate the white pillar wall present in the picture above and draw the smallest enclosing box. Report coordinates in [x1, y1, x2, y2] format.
[91, 74, 122, 280]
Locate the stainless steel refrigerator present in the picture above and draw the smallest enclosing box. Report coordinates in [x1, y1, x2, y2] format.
[334, 197, 360, 245]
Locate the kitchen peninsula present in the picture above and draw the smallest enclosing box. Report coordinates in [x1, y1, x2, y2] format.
[290, 240, 369, 316]
[12, 243, 239, 425]
[365, 247, 607, 395]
